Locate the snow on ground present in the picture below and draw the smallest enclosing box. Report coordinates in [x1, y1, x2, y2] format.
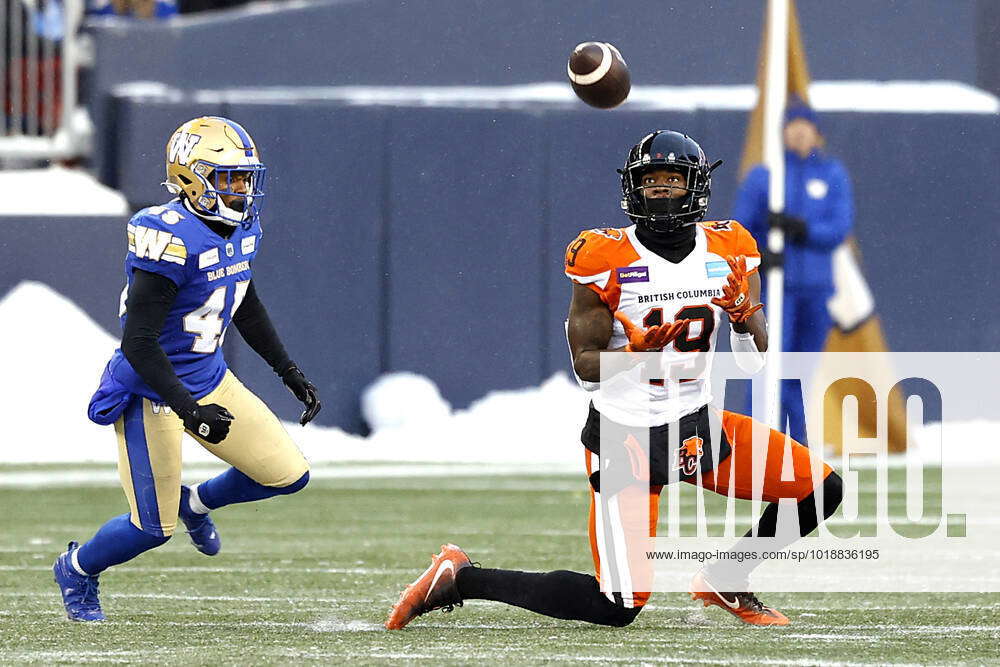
[0, 281, 587, 467]
[1, 280, 998, 467]
[0, 166, 128, 216]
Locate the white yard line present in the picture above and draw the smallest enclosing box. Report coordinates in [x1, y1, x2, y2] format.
[4, 589, 994, 615]
[0, 563, 411, 577]
[0, 463, 578, 487]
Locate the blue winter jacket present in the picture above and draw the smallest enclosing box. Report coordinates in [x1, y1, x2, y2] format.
[732, 149, 853, 293]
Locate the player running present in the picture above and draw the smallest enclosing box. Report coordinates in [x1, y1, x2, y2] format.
[54, 117, 321, 621]
[386, 131, 842, 629]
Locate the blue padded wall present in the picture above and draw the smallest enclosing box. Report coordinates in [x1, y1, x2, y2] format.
[383, 109, 549, 404]
[85, 0, 987, 183]
[0, 217, 125, 334]
[8, 98, 997, 432]
[219, 103, 388, 431]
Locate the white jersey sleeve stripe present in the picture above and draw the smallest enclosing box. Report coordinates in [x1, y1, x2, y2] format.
[565, 269, 611, 289]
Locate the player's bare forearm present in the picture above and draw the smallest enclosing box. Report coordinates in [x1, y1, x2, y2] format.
[730, 270, 767, 351]
[567, 283, 623, 382]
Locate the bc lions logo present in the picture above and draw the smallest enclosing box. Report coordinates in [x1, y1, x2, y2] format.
[673, 436, 704, 476]
[168, 131, 202, 166]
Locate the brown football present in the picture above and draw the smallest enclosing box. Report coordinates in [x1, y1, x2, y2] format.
[567, 41, 631, 109]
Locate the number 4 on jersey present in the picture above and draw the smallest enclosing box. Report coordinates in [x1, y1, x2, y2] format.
[184, 281, 250, 353]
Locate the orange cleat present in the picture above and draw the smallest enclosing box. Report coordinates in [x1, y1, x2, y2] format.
[385, 543, 471, 630]
[690, 570, 790, 626]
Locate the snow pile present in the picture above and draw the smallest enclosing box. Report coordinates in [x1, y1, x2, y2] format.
[0, 282, 120, 462]
[1, 280, 998, 467]
[361, 372, 451, 430]
[349, 372, 588, 465]
[0, 281, 587, 466]
[0, 166, 128, 216]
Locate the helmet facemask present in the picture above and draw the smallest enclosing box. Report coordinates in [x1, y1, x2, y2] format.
[181, 162, 267, 229]
[619, 130, 721, 235]
[622, 163, 711, 234]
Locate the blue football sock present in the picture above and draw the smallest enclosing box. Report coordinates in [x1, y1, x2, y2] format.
[196, 468, 309, 510]
[75, 513, 169, 575]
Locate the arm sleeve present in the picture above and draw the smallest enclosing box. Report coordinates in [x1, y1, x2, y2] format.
[232, 281, 293, 376]
[731, 166, 769, 247]
[804, 161, 854, 250]
[730, 329, 765, 374]
[120, 269, 199, 416]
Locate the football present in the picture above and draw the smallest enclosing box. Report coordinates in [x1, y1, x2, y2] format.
[567, 41, 631, 109]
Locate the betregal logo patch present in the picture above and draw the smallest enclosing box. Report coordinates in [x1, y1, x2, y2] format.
[617, 266, 649, 283]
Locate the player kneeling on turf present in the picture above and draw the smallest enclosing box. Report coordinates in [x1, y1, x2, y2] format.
[54, 117, 321, 622]
[386, 131, 842, 629]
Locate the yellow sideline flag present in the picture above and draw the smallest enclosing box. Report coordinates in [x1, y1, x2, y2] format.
[738, 0, 906, 452]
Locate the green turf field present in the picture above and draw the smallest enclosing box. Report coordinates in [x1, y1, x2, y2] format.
[1, 465, 997, 665]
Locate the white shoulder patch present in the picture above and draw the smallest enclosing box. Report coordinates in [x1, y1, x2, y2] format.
[199, 247, 221, 269]
[241, 235, 256, 255]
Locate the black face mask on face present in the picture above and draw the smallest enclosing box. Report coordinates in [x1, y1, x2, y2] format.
[634, 222, 696, 264]
[642, 191, 688, 218]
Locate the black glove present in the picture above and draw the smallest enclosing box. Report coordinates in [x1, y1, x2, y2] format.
[767, 212, 808, 242]
[281, 364, 321, 426]
[182, 404, 234, 444]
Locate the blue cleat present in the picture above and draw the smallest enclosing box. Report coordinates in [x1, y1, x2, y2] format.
[53, 541, 105, 621]
[179, 485, 221, 556]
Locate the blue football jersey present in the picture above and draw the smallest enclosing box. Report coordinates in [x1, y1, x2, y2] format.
[104, 199, 261, 403]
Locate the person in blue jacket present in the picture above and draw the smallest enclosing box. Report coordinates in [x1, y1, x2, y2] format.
[731, 100, 853, 444]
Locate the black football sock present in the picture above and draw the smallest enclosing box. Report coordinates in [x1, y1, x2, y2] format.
[455, 567, 641, 627]
[705, 472, 844, 588]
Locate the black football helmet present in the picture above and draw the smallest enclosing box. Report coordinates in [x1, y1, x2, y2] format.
[619, 130, 722, 233]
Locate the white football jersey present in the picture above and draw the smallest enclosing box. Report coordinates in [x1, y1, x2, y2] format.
[565, 221, 760, 427]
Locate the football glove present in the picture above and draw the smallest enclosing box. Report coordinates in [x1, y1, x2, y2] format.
[711, 255, 764, 324]
[281, 364, 321, 426]
[767, 212, 808, 242]
[183, 404, 234, 444]
[614, 311, 689, 352]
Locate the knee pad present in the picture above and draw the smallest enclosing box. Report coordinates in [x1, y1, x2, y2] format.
[275, 470, 309, 496]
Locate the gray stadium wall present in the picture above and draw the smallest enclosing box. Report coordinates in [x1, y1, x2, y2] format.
[3, 97, 997, 432]
[84, 0, 994, 183]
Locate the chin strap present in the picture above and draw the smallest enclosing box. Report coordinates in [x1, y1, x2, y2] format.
[215, 198, 247, 227]
[181, 196, 242, 227]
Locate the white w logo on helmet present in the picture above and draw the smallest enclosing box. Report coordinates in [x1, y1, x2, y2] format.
[168, 132, 202, 165]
